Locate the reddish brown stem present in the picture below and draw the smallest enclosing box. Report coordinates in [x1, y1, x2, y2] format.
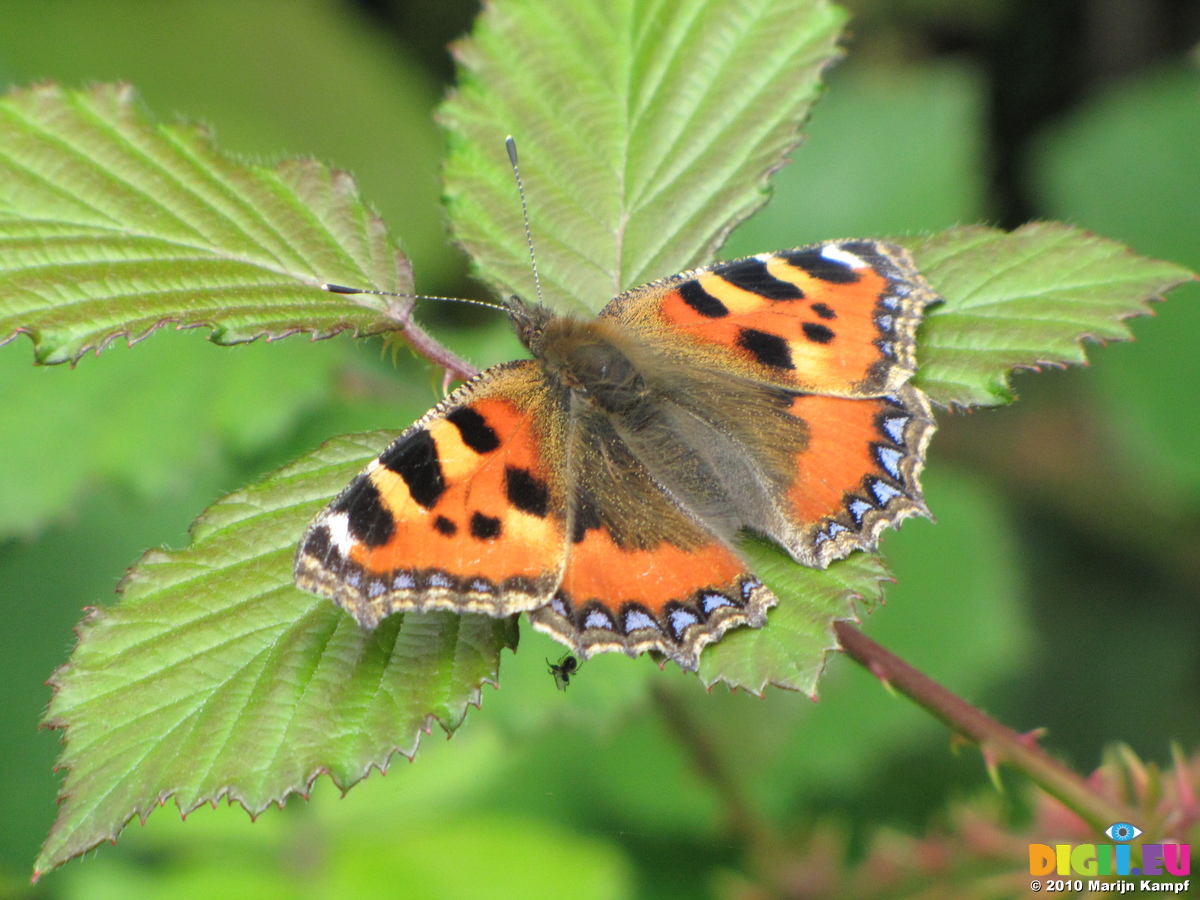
[379, 296, 480, 382]
[834, 620, 1138, 831]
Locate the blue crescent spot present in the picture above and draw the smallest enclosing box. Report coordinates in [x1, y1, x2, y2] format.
[870, 479, 904, 506]
[875, 446, 904, 480]
[848, 499, 874, 524]
[701, 592, 732, 614]
[669, 608, 700, 636]
[881, 415, 909, 445]
[584, 610, 614, 630]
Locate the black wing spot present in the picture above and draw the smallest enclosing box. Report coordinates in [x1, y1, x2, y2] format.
[802, 322, 836, 344]
[470, 512, 502, 540]
[784, 247, 861, 284]
[678, 280, 728, 318]
[714, 258, 804, 300]
[738, 327, 794, 369]
[810, 302, 836, 319]
[505, 466, 550, 517]
[840, 240, 885, 264]
[379, 429, 445, 509]
[434, 515, 457, 536]
[333, 476, 395, 547]
[447, 406, 501, 454]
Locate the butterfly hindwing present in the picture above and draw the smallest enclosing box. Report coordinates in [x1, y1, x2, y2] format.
[529, 532, 775, 670]
[779, 384, 935, 567]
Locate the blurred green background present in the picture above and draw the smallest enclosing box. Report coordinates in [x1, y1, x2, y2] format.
[0, 1, 1197, 897]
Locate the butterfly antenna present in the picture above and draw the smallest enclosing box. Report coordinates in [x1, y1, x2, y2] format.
[320, 283, 502, 313]
[506, 135, 544, 306]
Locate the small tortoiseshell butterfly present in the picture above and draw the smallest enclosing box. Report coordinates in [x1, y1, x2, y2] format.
[294, 236, 939, 670]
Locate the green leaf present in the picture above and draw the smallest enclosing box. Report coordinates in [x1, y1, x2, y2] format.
[907, 223, 1197, 408]
[36, 432, 518, 878]
[1029, 66, 1200, 499]
[440, 0, 873, 696]
[699, 546, 889, 694]
[440, 0, 846, 312]
[0, 83, 410, 365]
[722, 60, 988, 256]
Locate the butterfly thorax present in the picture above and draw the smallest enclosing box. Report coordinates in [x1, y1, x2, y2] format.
[510, 297, 649, 414]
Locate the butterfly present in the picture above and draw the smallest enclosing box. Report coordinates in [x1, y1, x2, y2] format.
[294, 239, 939, 671]
[548, 653, 580, 690]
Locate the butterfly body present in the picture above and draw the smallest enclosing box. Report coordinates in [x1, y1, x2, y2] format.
[296, 240, 939, 670]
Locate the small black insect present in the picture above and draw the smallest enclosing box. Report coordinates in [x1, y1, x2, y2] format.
[547, 653, 580, 690]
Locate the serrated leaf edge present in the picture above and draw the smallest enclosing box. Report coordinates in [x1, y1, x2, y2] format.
[34, 431, 508, 878]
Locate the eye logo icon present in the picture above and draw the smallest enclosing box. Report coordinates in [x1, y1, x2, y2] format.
[1105, 822, 1143, 842]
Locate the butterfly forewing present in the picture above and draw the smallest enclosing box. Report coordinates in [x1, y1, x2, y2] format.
[605, 240, 938, 397]
[295, 361, 570, 626]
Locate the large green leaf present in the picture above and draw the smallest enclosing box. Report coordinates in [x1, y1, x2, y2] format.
[907, 223, 1195, 408]
[0, 83, 409, 365]
[36, 432, 518, 878]
[440, 0, 846, 312]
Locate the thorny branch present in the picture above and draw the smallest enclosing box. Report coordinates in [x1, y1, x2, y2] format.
[834, 620, 1139, 831]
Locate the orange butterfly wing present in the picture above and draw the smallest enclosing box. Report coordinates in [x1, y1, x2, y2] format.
[606, 240, 935, 395]
[295, 361, 568, 627]
[781, 385, 934, 566]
